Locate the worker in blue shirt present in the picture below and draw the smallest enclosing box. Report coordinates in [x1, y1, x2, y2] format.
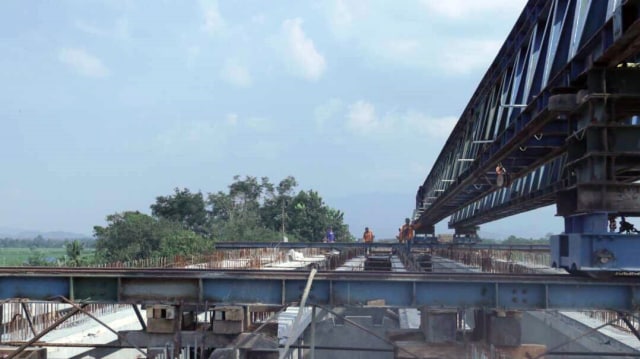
[325, 227, 335, 243]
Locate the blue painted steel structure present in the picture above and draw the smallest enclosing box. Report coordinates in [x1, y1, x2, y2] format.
[0, 269, 638, 311]
[413, 0, 640, 274]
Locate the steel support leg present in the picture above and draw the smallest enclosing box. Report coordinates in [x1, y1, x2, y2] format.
[279, 268, 317, 359]
[132, 304, 147, 331]
[310, 305, 315, 359]
[20, 302, 37, 337]
[173, 304, 183, 359]
[618, 311, 640, 342]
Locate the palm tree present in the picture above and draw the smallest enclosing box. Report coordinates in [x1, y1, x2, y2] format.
[65, 240, 84, 267]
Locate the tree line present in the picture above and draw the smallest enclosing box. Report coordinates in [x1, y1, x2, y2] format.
[0, 236, 95, 248]
[93, 175, 353, 263]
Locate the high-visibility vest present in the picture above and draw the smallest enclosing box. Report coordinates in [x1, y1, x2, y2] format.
[400, 224, 414, 240]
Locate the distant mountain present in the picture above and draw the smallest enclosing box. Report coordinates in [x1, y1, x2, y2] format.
[0, 227, 90, 240]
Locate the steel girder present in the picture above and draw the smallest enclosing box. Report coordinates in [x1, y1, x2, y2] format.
[415, 0, 640, 231]
[0, 268, 639, 311]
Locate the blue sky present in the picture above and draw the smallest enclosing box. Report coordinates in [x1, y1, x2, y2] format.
[0, 0, 562, 239]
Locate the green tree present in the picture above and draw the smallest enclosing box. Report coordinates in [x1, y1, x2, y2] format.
[261, 176, 298, 238]
[283, 190, 352, 242]
[151, 188, 209, 236]
[26, 248, 50, 266]
[94, 175, 354, 257]
[209, 176, 275, 242]
[156, 220, 211, 257]
[94, 211, 161, 262]
[94, 211, 211, 263]
[65, 240, 84, 267]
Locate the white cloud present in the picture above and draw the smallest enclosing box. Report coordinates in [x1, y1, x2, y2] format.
[58, 48, 109, 78]
[201, 0, 225, 35]
[346, 100, 378, 134]
[281, 18, 326, 81]
[318, 1, 523, 76]
[343, 100, 457, 140]
[333, 0, 354, 27]
[326, 0, 369, 39]
[220, 60, 252, 88]
[420, 0, 526, 19]
[404, 112, 457, 139]
[439, 39, 503, 75]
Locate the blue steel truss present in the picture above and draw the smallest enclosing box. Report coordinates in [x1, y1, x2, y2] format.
[414, 0, 640, 233]
[0, 269, 638, 311]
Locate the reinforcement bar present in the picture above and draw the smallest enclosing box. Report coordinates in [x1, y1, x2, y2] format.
[0, 268, 637, 311]
[212, 242, 550, 251]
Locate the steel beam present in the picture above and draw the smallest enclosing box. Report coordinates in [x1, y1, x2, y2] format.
[0, 269, 637, 311]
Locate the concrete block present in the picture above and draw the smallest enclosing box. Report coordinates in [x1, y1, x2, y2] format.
[147, 318, 174, 334]
[147, 305, 174, 319]
[212, 320, 244, 334]
[487, 312, 522, 347]
[420, 308, 457, 343]
[146, 305, 180, 333]
[213, 306, 244, 321]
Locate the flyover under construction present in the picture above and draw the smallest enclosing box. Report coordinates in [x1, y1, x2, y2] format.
[3, 0, 640, 357]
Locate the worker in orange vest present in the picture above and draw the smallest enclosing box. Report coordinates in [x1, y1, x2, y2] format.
[362, 227, 375, 254]
[398, 218, 415, 252]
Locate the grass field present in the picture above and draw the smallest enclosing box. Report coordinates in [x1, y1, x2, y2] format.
[0, 247, 95, 266]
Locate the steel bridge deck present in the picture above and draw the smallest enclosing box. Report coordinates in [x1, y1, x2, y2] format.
[0, 267, 637, 311]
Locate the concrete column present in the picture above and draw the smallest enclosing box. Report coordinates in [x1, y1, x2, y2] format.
[420, 307, 457, 343]
[487, 310, 522, 347]
[470, 309, 486, 341]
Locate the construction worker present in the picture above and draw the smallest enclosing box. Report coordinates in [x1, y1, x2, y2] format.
[496, 163, 507, 187]
[363, 227, 375, 254]
[399, 218, 415, 252]
[324, 227, 335, 243]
